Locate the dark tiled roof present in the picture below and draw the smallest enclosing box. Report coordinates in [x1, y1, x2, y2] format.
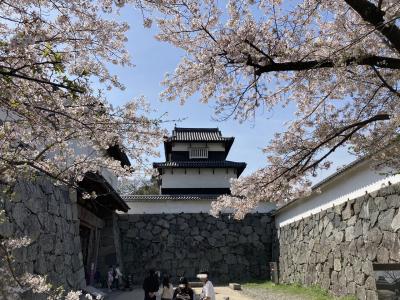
[153, 160, 246, 169]
[168, 127, 233, 142]
[122, 194, 219, 202]
[154, 160, 246, 176]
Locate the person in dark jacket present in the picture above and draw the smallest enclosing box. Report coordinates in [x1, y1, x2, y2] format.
[172, 277, 194, 300]
[143, 269, 160, 300]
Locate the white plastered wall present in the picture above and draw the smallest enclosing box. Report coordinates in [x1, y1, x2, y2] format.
[123, 199, 276, 214]
[172, 142, 225, 151]
[162, 168, 236, 189]
[275, 160, 400, 228]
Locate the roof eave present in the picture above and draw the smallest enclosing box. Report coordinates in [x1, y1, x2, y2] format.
[224, 137, 235, 159]
[237, 163, 247, 177]
[106, 145, 131, 167]
[79, 172, 129, 212]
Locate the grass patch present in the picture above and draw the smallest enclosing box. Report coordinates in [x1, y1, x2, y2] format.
[243, 281, 357, 300]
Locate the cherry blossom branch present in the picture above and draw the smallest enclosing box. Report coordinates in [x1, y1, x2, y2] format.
[0, 237, 24, 288]
[252, 56, 400, 76]
[0, 68, 84, 93]
[345, 0, 400, 53]
[262, 113, 390, 187]
[371, 66, 400, 97]
[298, 114, 390, 174]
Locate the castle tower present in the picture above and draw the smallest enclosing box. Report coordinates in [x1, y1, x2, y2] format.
[153, 127, 246, 195]
[123, 127, 275, 214]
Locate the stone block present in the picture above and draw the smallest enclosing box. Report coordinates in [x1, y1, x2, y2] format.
[229, 283, 241, 290]
[347, 215, 357, 226]
[390, 236, 400, 261]
[365, 276, 376, 290]
[241, 226, 253, 235]
[24, 214, 41, 241]
[387, 194, 400, 208]
[41, 234, 55, 253]
[366, 290, 378, 300]
[365, 242, 377, 260]
[391, 210, 400, 231]
[334, 258, 342, 271]
[347, 281, 356, 295]
[378, 209, 395, 231]
[13, 202, 29, 228]
[362, 261, 374, 276]
[0, 218, 14, 237]
[375, 197, 388, 211]
[157, 219, 170, 229]
[376, 247, 389, 263]
[325, 222, 333, 237]
[345, 226, 355, 241]
[359, 203, 370, 219]
[356, 285, 366, 300]
[342, 203, 353, 220]
[345, 266, 354, 282]
[366, 227, 382, 244]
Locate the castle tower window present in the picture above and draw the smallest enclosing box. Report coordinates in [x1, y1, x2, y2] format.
[189, 147, 208, 159]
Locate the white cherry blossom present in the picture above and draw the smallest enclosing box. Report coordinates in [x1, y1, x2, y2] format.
[140, 0, 400, 218]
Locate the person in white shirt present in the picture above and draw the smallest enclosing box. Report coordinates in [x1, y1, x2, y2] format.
[197, 271, 215, 300]
[114, 264, 123, 289]
[159, 276, 174, 300]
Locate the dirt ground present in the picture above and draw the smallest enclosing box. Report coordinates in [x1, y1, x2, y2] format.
[107, 286, 306, 300]
[107, 286, 253, 300]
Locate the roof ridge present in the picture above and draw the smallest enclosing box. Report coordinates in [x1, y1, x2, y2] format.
[121, 194, 221, 202]
[123, 194, 221, 197]
[153, 160, 247, 164]
[174, 127, 220, 132]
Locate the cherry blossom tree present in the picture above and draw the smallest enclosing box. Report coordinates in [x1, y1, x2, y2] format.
[141, 0, 400, 218]
[0, 0, 165, 187]
[0, 0, 164, 298]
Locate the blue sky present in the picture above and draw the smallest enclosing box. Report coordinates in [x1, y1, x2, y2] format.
[105, 6, 354, 180]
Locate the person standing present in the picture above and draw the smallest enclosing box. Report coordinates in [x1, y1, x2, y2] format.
[198, 271, 215, 300]
[114, 264, 123, 289]
[106, 266, 114, 292]
[159, 276, 174, 300]
[143, 269, 160, 300]
[172, 277, 194, 300]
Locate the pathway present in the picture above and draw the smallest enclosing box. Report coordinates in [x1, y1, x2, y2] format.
[106, 286, 307, 300]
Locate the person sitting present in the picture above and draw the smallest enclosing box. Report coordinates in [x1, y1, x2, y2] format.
[159, 275, 174, 300]
[143, 269, 160, 300]
[172, 277, 194, 300]
[197, 271, 215, 300]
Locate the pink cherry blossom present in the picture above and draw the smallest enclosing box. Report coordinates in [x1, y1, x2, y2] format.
[140, 0, 400, 218]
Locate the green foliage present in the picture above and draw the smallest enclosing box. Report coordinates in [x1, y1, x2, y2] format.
[117, 176, 160, 195]
[243, 281, 357, 300]
[135, 177, 159, 195]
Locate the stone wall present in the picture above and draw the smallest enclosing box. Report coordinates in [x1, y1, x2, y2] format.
[97, 213, 124, 277]
[119, 213, 275, 283]
[0, 177, 85, 297]
[278, 183, 400, 299]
